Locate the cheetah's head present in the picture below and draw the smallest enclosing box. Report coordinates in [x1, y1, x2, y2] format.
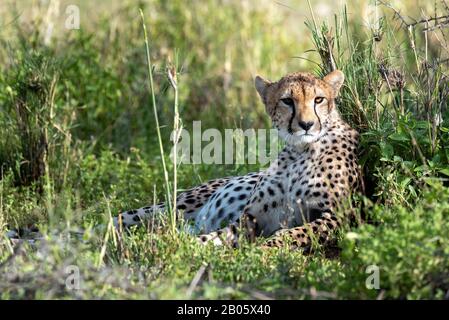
[255, 70, 344, 147]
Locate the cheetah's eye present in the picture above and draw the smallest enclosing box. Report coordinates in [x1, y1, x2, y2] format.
[314, 97, 324, 104]
[280, 98, 294, 107]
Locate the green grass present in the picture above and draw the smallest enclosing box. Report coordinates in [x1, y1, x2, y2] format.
[0, 0, 449, 299]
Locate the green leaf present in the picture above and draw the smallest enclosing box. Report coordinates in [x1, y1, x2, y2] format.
[389, 132, 409, 142]
[415, 121, 429, 130]
[432, 154, 442, 165]
[414, 165, 427, 173]
[439, 168, 449, 177]
[400, 177, 411, 188]
[380, 141, 394, 159]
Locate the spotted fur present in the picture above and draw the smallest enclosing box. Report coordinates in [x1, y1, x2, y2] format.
[113, 176, 236, 230]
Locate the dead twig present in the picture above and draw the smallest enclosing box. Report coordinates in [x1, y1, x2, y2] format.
[186, 263, 208, 298]
[379, 0, 449, 30]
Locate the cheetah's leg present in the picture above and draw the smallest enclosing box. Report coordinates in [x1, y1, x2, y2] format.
[114, 177, 233, 229]
[262, 212, 340, 250]
[196, 212, 258, 247]
[197, 223, 240, 247]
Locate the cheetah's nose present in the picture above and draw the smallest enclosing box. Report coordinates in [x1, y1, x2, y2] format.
[298, 121, 314, 131]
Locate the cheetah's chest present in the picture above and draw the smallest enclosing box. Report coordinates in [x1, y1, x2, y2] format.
[282, 153, 322, 224]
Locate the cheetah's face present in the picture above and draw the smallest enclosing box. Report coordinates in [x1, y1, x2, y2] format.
[255, 70, 344, 147]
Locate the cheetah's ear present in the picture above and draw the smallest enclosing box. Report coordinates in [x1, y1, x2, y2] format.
[255, 75, 272, 102]
[323, 70, 345, 95]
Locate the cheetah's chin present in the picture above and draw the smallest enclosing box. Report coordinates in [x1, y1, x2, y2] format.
[279, 129, 325, 147]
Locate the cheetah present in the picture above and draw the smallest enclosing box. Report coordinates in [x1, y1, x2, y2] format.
[114, 69, 361, 250]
